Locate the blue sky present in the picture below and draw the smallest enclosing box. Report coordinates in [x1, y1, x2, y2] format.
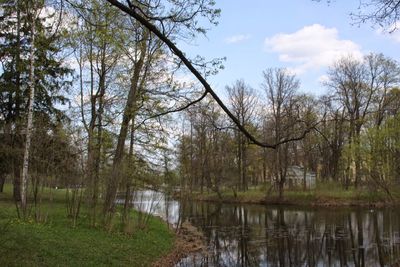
[178, 0, 400, 97]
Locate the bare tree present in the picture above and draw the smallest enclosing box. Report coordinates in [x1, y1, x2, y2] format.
[326, 56, 373, 188]
[365, 53, 400, 127]
[352, 0, 400, 31]
[326, 54, 400, 188]
[315, 96, 346, 183]
[227, 80, 258, 191]
[262, 68, 301, 198]
[297, 94, 319, 190]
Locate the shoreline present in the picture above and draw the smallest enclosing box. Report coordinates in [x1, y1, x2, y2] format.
[152, 220, 206, 267]
[174, 191, 400, 209]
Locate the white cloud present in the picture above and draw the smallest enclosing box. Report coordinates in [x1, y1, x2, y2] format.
[264, 24, 363, 74]
[376, 21, 400, 43]
[318, 74, 330, 84]
[225, 34, 251, 44]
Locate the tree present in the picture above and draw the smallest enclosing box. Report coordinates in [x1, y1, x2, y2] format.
[352, 0, 400, 31]
[227, 80, 258, 191]
[0, 0, 72, 211]
[316, 96, 346, 182]
[361, 114, 400, 196]
[297, 94, 319, 190]
[262, 68, 301, 198]
[20, 0, 38, 215]
[178, 98, 237, 196]
[327, 56, 373, 188]
[366, 53, 400, 127]
[71, 0, 127, 226]
[102, 25, 149, 224]
[326, 54, 400, 188]
[97, 0, 225, 226]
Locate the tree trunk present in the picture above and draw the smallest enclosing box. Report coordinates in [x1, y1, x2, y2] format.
[354, 130, 362, 188]
[0, 175, 5, 193]
[122, 120, 136, 225]
[13, 168, 21, 201]
[278, 181, 284, 199]
[103, 38, 147, 224]
[12, 1, 22, 202]
[86, 35, 101, 227]
[21, 11, 36, 216]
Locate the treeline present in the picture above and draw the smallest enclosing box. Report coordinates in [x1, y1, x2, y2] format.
[0, 0, 221, 227]
[178, 55, 400, 198]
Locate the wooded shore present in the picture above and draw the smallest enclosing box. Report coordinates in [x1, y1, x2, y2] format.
[177, 185, 400, 208]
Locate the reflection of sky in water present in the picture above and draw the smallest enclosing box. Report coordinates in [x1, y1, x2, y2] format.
[118, 190, 181, 224]
[120, 191, 400, 267]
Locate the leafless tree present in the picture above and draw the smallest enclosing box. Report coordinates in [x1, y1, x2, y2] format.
[262, 68, 301, 198]
[227, 80, 258, 191]
[352, 0, 400, 31]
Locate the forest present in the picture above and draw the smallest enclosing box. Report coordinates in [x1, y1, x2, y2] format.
[1, 0, 400, 266]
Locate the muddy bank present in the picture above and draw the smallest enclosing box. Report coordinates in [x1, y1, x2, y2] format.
[152, 221, 206, 267]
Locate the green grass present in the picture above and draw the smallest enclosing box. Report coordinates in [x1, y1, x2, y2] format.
[189, 182, 400, 206]
[0, 184, 174, 267]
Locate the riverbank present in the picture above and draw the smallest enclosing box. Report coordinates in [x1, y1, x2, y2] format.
[0, 184, 174, 267]
[152, 221, 206, 267]
[181, 184, 400, 208]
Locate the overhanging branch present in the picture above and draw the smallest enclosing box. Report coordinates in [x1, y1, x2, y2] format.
[105, 0, 315, 148]
[134, 90, 208, 130]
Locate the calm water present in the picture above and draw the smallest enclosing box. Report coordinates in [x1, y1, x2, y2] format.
[130, 191, 400, 267]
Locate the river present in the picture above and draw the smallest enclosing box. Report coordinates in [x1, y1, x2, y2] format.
[130, 190, 400, 267]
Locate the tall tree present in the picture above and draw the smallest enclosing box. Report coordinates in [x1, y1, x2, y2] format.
[20, 0, 38, 215]
[0, 0, 72, 209]
[262, 68, 301, 198]
[326, 54, 400, 188]
[70, 0, 127, 225]
[227, 80, 258, 191]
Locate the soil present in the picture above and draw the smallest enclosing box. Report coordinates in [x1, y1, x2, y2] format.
[152, 221, 206, 267]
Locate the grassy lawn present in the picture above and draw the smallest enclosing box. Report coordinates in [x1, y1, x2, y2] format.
[0, 184, 174, 267]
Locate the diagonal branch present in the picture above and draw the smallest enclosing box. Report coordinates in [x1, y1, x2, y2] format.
[105, 0, 315, 149]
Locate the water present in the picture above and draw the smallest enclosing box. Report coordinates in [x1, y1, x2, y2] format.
[129, 191, 400, 267]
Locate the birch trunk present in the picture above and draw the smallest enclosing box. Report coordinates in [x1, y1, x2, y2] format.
[21, 9, 36, 215]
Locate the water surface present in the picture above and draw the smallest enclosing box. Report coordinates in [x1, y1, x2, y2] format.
[131, 191, 400, 267]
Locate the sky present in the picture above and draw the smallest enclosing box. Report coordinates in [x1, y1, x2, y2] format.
[178, 0, 400, 98]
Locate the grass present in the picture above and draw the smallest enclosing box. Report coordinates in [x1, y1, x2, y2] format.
[188, 182, 400, 207]
[0, 184, 174, 267]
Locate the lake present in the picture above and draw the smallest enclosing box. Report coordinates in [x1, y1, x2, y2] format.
[130, 190, 400, 267]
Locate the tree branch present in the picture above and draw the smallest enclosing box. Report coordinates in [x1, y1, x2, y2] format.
[105, 0, 314, 148]
[134, 90, 208, 130]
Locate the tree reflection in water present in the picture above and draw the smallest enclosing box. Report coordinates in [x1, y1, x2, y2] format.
[175, 202, 400, 267]
[127, 191, 400, 267]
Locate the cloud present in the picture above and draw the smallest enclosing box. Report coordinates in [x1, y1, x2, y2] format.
[264, 24, 363, 74]
[376, 21, 400, 43]
[318, 74, 330, 84]
[225, 34, 251, 44]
